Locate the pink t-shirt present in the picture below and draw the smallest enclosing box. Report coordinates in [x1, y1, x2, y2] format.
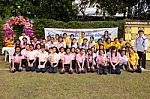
[88, 41, 95, 48]
[109, 52, 121, 63]
[57, 42, 66, 49]
[12, 53, 22, 63]
[59, 52, 65, 60]
[76, 54, 85, 63]
[96, 55, 106, 63]
[27, 50, 36, 60]
[37, 51, 48, 62]
[21, 49, 29, 59]
[64, 54, 72, 64]
[71, 53, 76, 60]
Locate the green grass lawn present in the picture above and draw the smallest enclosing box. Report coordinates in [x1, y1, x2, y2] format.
[0, 55, 150, 99]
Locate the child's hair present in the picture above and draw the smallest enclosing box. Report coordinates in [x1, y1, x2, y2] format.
[52, 47, 59, 53]
[40, 45, 45, 49]
[99, 49, 104, 55]
[13, 46, 22, 56]
[110, 46, 117, 57]
[97, 38, 102, 43]
[105, 38, 111, 43]
[71, 38, 76, 47]
[88, 48, 92, 55]
[82, 38, 87, 46]
[90, 36, 94, 40]
[70, 34, 74, 37]
[71, 47, 75, 52]
[14, 39, 21, 43]
[66, 48, 70, 54]
[114, 38, 118, 41]
[63, 33, 67, 36]
[29, 44, 34, 48]
[35, 43, 41, 49]
[129, 47, 135, 58]
[58, 36, 63, 42]
[22, 37, 27, 41]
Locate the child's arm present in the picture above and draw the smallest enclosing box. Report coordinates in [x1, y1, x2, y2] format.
[109, 56, 115, 69]
[77, 61, 81, 69]
[81, 59, 85, 69]
[27, 58, 31, 67]
[70, 60, 73, 70]
[11, 59, 15, 69]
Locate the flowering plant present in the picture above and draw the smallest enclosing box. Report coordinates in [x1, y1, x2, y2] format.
[3, 16, 34, 38]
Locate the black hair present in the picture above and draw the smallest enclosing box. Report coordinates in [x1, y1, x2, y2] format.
[52, 47, 59, 53]
[41, 45, 45, 49]
[90, 36, 94, 40]
[22, 37, 27, 40]
[105, 38, 111, 43]
[70, 34, 74, 37]
[138, 30, 144, 33]
[29, 44, 34, 48]
[35, 43, 41, 49]
[110, 46, 117, 57]
[13, 46, 22, 56]
[63, 33, 67, 36]
[58, 36, 63, 42]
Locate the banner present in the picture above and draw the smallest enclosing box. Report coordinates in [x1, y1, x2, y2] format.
[44, 28, 118, 41]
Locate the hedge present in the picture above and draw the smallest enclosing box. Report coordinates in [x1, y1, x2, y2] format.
[0, 19, 125, 47]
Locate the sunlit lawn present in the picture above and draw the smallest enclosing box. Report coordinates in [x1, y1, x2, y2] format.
[0, 55, 150, 99]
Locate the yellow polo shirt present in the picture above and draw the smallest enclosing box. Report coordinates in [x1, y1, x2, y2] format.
[127, 52, 139, 66]
[63, 37, 71, 46]
[104, 42, 112, 50]
[94, 42, 104, 51]
[120, 41, 126, 49]
[111, 42, 121, 50]
[78, 37, 84, 45]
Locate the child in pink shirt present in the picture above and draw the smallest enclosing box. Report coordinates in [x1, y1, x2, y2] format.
[10, 46, 23, 73]
[21, 44, 29, 67]
[26, 44, 37, 72]
[108, 46, 121, 74]
[57, 36, 66, 49]
[76, 48, 86, 74]
[58, 47, 65, 68]
[96, 49, 107, 75]
[48, 47, 60, 73]
[88, 36, 95, 48]
[71, 47, 76, 69]
[87, 49, 95, 73]
[61, 48, 73, 74]
[36, 45, 48, 73]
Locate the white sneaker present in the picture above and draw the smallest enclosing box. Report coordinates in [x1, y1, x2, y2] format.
[141, 67, 145, 71]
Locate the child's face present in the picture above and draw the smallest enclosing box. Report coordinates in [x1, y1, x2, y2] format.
[81, 49, 85, 55]
[107, 39, 111, 43]
[16, 48, 20, 53]
[47, 37, 51, 41]
[59, 38, 63, 42]
[83, 40, 87, 43]
[88, 50, 92, 55]
[71, 48, 75, 52]
[99, 45, 104, 50]
[129, 48, 134, 53]
[25, 45, 29, 50]
[98, 40, 102, 44]
[73, 39, 76, 43]
[112, 49, 116, 53]
[51, 38, 54, 42]
[91, 48, 95, 52]
[53, 48, 56, 53]
[90, 38, 94, 42]
[30, 46, 34, 51]
[115, 39, 119, 43]
[76, 49, 80, 53]
[63, 34, 67, 38]
[37, 45, 40, 49]
[99, 50, 103, 55]
[60, 48, 64, 53]
[34, 38, 37, 42]
[16, 41, 20, 44]
[121, 51, 125, 55]
[42, 40, 46, 44]
[23, 39, 27, 42]
[70, 35, 74, 39]
[66, 49, 70, 54]
[41, 48, 45, 52]
[120, 38, 123, 42]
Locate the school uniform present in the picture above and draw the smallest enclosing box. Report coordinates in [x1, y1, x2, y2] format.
[108, 52, 121, 74]
[61, 54, 73, 74]
[111, 42, 121, 50]
[31, 41, 40, 48]
[57, 42, 66, 50]
[87, 54, 95, 72]
[10, 53, 23, 72]
[120, 41, 126, 49]
[96, 55, 107, 75]
[36, 51, 48, 73]
[64, 37, 71, 47]
[48, 53, 60, 73]
[45, 41, 57, 50]
[127, 52, 142, 73]
[20, 41, 30, 49]
[94, 43, 103, 52]
[26, 50, 37, 71]
[104, 42, 112, 53]
[58, 52, 65, 68]
[69, 43, 78, 49]
[120, 55, 128, 70]
[80, 43, 88, 50]
[71, 53, 76, 69]
[76, 54, 86, 73]
[21, 49, 29, 67]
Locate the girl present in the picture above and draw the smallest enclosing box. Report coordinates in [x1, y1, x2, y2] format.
[108, 46, 121, 74]
[71, 47, 76, 69]
[31, 37, 40, 48]
[96, 49, 107, 75]
[88, 36, 95, 48]
[112, 38, 121, 50]
[87, 49, 95, 72]
[26, 44, 37, 72]
[69, 38, 78, 48]
[127, 47, 142, 73]
[120, 49, 128, 70]
[76, 48, 86, 74]
[54, 34, 59, 43]
[94, 38, 103, 52]
[58, 47, 65, 68]
[96, 44, 105, 56]
[21, 37, 30, 49]
[104, 38, 112, 53]
[36, 45, 48, 73]
[80, 38, 88, 50]
[10, 46, 23, 73]
[48, 47, 60, 73]
[61, 48, 73, 74]
[21, 44, 30, 67]
[102, 31, 110, 41]
[57, 36, 66, 49]
[14, 39, 21, 48]
[119, 38, 126, 49]
[76, 47, 80, 54]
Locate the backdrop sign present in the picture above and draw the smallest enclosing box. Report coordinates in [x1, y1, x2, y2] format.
[44, 28, 118, 41]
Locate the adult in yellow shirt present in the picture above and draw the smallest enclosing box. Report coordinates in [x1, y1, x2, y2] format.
[94, 38, 104, 51]
[111, 38, 121, 50]
[119, 38, 126, 49]
[127, 47, 142, 73]
[78, 32, 85, 45]
[63, 33, 71, 47]
[104, 38, 112, 52]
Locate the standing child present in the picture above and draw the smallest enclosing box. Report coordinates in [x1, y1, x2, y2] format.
[36, 45, 48, 73]
[76, 48, 86, 74]
[48, 47, 60, 73]
[108, 46, 121, 74]
[127, 47, 142, 73]
[88, 36, 95, 48]
[71, 47, 76, 69]
[87, 49, 95, 72]
[96, 49, 107, 75]
[26, 44, 37, 72]
[10, 46, 23, 73]
[61, 48, 73, 74]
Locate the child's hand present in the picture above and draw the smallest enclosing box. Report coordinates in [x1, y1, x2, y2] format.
[11, 67, 15, 71]
[91, 66, 95, 69]
[70, 68, 73, 71]
[113, 65, 116, 69]
[19, 66, 23, 70]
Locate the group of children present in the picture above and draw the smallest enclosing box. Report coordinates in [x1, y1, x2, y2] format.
[10, 31, 142, 74]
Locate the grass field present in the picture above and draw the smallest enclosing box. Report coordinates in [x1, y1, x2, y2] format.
[0, 55, 150, 99]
